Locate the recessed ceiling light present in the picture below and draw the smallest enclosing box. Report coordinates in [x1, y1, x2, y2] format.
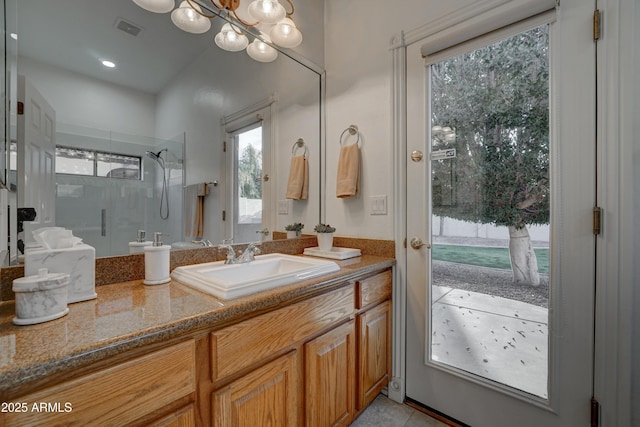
[10, 33, 17, 40]
[101, 60, 116, 68]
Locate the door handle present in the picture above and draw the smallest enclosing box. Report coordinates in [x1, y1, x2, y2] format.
[410, 237, 431, 250]
[101, 209, 107, 237]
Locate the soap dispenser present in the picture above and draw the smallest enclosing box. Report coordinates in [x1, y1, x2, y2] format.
[129, 230, 153, 254]
[143, 232, 171, 285]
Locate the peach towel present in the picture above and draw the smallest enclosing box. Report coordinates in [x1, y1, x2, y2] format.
[336, 144, 360, 198]
[286, 155, 308, 200]
[184, 183, 208, 238]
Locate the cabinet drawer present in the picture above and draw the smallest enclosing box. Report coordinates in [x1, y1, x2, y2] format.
[2, 340, 196, 427]
[356, 270, 392, 309]
[211, 285, 355, 383]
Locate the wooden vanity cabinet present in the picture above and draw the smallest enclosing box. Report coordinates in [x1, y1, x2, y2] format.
[2, 266, 393, 427]
[208, 268, 392, 427]
[1, 340, 197, 427]
[356, 270, 392, 410]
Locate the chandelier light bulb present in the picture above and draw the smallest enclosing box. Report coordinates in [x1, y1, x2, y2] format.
[246, 35, 278, 62]
[171, 1, 212, 34]
[132, 0, 175, 13]
[215, 23, 249, 52]
[270, 17, 302, 48]
[247, 0, 286, 24]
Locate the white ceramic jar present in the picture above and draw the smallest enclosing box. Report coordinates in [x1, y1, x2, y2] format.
[12, 268, 70, 325]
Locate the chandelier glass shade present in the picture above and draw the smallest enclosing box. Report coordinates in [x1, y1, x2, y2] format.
[171, 1, 212, 34]
[246, 34, 278, 62]
[132, 0, 302, 61]
[247, 0, 286, 24]
[269, 17, 302, 48]
[214, 23, 250, 51]
[132, 0, 175, 13]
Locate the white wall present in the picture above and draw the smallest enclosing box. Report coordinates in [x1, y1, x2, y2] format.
[323, 1, 461, 239]
[155, 40, 321, 244]
[17, 56, 155, 136]
[324, 1, 638, 425]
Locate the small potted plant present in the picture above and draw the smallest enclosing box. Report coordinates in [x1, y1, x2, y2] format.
[285, 222, 304, 238]
[314, 223, 336, 251]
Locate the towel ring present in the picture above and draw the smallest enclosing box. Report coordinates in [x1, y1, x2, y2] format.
[339, 124, 361, 147]
[291, 138, 308, 157]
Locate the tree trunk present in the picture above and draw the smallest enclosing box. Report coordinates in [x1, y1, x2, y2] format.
[508, 225, 540, 286]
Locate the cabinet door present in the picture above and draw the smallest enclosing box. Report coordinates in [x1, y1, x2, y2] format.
[213, 351, 298, 427]
[305, 320, 356, 427]
[149, 404, 196, 427]
[358, 301, 391, 410]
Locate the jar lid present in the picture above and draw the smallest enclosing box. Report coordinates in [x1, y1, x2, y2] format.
[12, 268, 70, 293]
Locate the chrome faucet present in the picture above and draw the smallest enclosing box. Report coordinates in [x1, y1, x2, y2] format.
[237, 242, 262, 263]
[219, 244, 238, 264]
[192, 239, 213, 247]
[219, 242, 261, 264]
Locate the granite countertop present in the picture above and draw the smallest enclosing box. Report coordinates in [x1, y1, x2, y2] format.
[0, 254, 394, 397]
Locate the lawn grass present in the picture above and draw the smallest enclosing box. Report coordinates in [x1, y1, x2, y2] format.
[432, 244, 549, 274]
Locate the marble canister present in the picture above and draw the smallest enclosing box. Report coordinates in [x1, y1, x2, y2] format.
[25, 243, 96, 303]
[12, 268, 70, 325]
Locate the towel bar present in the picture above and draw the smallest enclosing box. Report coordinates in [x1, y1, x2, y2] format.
[340, 124, 361, 147]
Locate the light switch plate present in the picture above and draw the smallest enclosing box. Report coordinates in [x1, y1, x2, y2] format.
[278, 200, 289, 215]
[370, 195, 387, 215]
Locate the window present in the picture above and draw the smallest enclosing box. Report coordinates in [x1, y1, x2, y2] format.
[55, 146, 141, 180]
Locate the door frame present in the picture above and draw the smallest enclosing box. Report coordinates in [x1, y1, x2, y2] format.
[389, 0, 604, 424]
[593, 0, 637, 426]
[222, 96, 277, 244]
[391, 1, 636, 426]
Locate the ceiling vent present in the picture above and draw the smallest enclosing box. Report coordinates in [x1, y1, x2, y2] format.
[115, 17, 143, 37]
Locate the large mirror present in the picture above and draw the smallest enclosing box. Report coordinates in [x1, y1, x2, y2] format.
[3, 0, 322, 264]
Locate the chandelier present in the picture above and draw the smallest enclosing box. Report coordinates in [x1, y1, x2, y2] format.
[132, 0, 303, 63]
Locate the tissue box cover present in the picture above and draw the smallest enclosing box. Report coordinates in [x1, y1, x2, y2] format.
[25, 244, 97, 303]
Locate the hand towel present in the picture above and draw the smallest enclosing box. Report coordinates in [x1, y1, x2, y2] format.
[336, 144, 360, 198]
[286, 155, 308, 200]
[184, 183, 209, 238]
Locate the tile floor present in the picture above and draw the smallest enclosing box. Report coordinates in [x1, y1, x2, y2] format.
[352, 395, 451, 427]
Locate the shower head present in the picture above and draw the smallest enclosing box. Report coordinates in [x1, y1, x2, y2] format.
[145, 148, 167, 161]
[145, 150, 159, 161]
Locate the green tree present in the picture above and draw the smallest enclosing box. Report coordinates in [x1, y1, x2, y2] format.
[238, 144, 262, 199]
[431, 26, 549, 286]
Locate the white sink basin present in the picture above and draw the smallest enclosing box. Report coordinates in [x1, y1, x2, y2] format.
[170, 253, 340, 300]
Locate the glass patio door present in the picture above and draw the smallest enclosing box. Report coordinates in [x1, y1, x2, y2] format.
[405, 1, 597, 426]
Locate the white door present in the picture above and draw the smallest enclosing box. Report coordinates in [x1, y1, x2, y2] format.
[17, 75, 56, 244]
[405, 1, 596, 426]
[225, 107, 273, 244]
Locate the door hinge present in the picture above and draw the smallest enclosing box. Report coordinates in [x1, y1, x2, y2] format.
[222, 210, 226, 221]
[593, 207, 602, 235]
[593, 9, 602, 41]
[17, 101, 24, 115]
[591, 397, 600, 427]
[223, 141, 227, 152]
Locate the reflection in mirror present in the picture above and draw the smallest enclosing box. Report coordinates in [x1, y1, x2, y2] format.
[4, 0, 322, 264]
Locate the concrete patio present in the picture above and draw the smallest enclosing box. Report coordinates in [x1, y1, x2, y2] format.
[431, 286, 549, 398]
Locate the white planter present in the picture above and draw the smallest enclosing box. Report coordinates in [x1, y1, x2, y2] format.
[286, 230, 301, 238]
[317, 233, 334, 251]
